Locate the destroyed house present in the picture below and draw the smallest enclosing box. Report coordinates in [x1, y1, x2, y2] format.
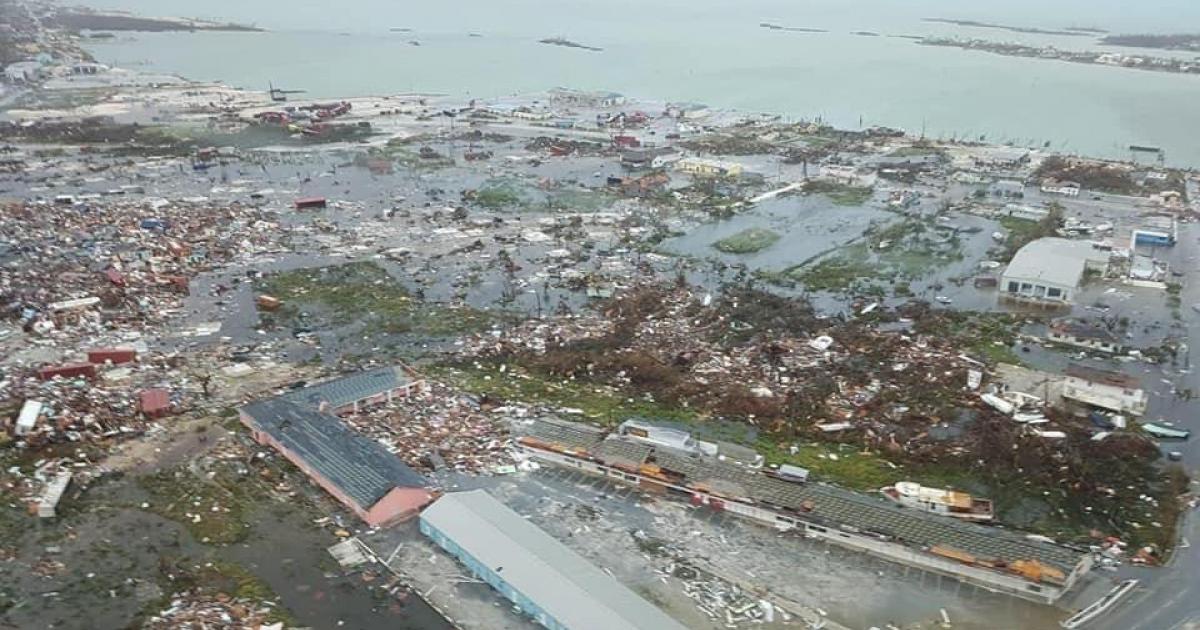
[518, 418, 1090, 604]
[280, 365, 424, 415]
[1063, 364, 1147, 416]
[241, 399, 433, 526]
[420, 490, 687, 630]
[1047, 320, 1119, 354]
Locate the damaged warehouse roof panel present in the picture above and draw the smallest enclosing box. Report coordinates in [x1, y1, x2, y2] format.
[241, 398, 427, 510]
[280, 365, 418, 411]
[522, 418, 1083, 574]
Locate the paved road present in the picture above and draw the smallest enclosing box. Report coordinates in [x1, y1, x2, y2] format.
[1093, 220, 1200, 629]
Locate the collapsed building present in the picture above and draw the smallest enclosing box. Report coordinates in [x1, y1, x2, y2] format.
[517, 417, 1092, 604]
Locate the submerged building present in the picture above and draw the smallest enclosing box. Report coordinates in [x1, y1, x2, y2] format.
[420, 490, 687, 630]
[1001, 238, 1109, 305]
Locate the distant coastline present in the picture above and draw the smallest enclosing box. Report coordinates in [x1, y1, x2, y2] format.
[920, 37, 1200, 76]
[923, 18, 1102, 37]
[1100, 33, 1200, 53]
[51, 8, 263, 33]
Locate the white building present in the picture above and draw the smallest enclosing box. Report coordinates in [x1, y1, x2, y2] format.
[675, 157, 744, 178]
[1062, 364, 1147, 416]
[38, 471, 72, 518]
[1001, 238, 1109, 304]
[548, 88, 625, 108]
[1040, 179, 1081, 197]
[3, 61, 42, 83]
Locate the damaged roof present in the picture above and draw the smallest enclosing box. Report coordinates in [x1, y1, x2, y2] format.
[421, 490, 688, 630]
[242, 398, 426, 509]
[522, 418, 1083, 573]
[280, 365, 415, 410]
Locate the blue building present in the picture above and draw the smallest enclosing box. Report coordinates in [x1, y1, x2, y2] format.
[419, 490, 687, 630]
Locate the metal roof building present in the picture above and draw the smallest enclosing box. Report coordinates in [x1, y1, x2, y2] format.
[279, 365, 421, 414]
[241, 398, 432, 526]
[1001, 238, 1110, 304]
[420, 490, 687, 630]
[517, 418, 1091, 603]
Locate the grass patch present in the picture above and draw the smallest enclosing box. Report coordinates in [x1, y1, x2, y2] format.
[713, 228, 780, 254]
[138, 469, 252, 545]
[997, 205, 1062, 261]
[257, 261, 494, 337]
[469, 177, 534, 210]
[547, 187, 617, 212]
[887, 145, 946, 158]
[432, 362, 695, 427]
[802, 179, 874, 206]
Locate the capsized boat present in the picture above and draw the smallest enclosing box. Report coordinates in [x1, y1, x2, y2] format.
[1142, 422, 1190, 440]
[882, 481, 994, 521]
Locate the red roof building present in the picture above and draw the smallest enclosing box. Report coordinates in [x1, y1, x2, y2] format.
[139, 389, 172, 418]
[38, 363, 96, 381]
[87, 347, 137, 365]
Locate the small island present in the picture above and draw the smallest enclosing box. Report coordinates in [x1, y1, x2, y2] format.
[759, 22, 827, 34]
[539, 37, 603, 52]
[713, 228, 781, 254]
[923, 18, 1093, 37]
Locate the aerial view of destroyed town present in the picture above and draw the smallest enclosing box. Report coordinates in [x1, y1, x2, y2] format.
[6, 1, 1200, 630]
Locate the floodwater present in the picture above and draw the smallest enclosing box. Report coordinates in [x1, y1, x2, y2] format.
[81, 0, 1200, 165]
[0, 477, 451, 630]
[661, 195, 893, 270]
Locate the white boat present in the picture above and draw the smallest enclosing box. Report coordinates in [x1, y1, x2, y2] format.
[881, 481, 994, 521]
[935, 296, 953, 304]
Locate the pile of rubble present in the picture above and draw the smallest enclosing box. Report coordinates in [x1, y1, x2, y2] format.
[460, 285, 983, 435]
[342, 381, 514, 474]
[667, 561, 790, 627]
[143, 593, 286, 630]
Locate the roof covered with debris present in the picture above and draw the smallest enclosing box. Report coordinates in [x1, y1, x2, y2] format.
[521, 418, 1083, 572]
[421, 490, 688, 630]
[241, 398, 426, 509]
[280, 365, 415, 410]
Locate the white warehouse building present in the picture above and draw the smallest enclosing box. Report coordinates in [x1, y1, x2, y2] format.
[1001, 238, 1109, 305]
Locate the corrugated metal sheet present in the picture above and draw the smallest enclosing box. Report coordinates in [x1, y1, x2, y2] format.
[280, 366, 414, 411]
[523, 418, 1082, 573]
[16, 399, 43, 435]
[241, 399, 426, 510]
[421, 490, 688, 630]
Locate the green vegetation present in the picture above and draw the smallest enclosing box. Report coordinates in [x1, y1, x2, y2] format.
[802, 179, 874, 206]
[257, 261, 495, 337]
[887, 145, 946, 159]
[471, 177, 532, 209]
[433, 362, 695, 427]
[998, 204, 1063, 261]
[713, 228, 781, 254]
[680, 134, 775, 155]
[546, 187, 617, 212]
